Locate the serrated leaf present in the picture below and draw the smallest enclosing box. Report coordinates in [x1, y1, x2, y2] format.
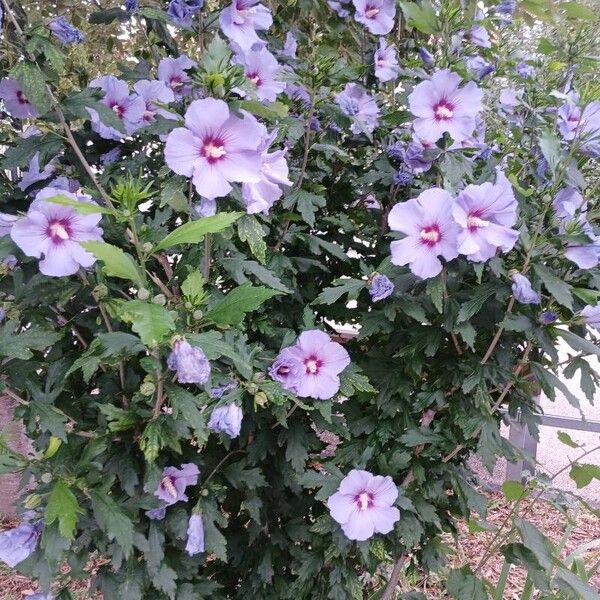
[153, 212, 243, 251]
[81, 242, 145, 287]
[117, 301, 176, 346]
[569, 463, 600, 488]
[399, 1, 439, 33]
[46, 194, 112, 215]
[314, 279, 366, 305]
[181, 270, 206, 305]
[562, 1, 597, 20]
[45, 481, 84, 540]
[426, 276, 444, 313]
[531, 362, 581, 409]
[90, 490, 134, 557]
[167, 385, 207, 442]
[447, 567, 488, 600]
[0, 321, 62, 360]
[457, 284, 496, 322]
[237, 215, 267, 263]
[11, 62, 51, 114]
[533, 264, 573, 309]
[557, 430, 581, 448]
[539, 129, 562, 174]
[206, 285, 282, 326]
[502, 480, 526, 501]
[556, 328, 600, 357]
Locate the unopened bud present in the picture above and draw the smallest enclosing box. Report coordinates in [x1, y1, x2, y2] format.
[137, 288, 150, 300]
[153, 294, 167, 305]
[41, 472, 52, 484]
[254, 391, 268, 407]
[24, 494, 42, 509]
[142, 242, 153, 253]
[193, 309, 204, 320]
[201, 488, 209, 497]
[140, 382, 156, 396]
[246, 383, 258, 395]
[92, 284, 108, 300]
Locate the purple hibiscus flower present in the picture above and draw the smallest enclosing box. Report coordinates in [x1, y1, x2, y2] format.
[466, 55, 495, 80]
[468, 25, 491, 47]
[10, 187, 103, 277]
[219, 0, 272, 51]
[185, 514, 205, 556]
[28, 594, 54, 600]
[327, 470, 400, 541]
[208, 404, 243, 438]
[164, 98, 263, 199]
[18, 152, 57, 192]
[553, 187, 600, 268]
[408, 69, 483, 144]
[282, 32, 297, 58]
[158, 55, 196, 98]
[167, 0, 204, 28]
[129, 80, 176, 131]
[285, 83, 311, 108]
[88, 76, 145, 140]
[0, 213, 19, 236]
[269, 330, 351, 400]
[193, 197, 218, 217]
[154, 463, 200, 505]
[511, 273, 540, 304]
[580, 305, 600, 329]
[374, 39, 399, 82]
[0, 520, 42, 567]
[388, 188, 460, 279]
[48, 16, 85, 44]
[145, 507, 167, 520]
[335, 83, 380, 135]
[328, 0, 350, 18]
[499, 87, 522, 116]
[557, 102, 581, 139]
[167, 338, 211, 384]
[495, 0, 516, 22]
[241, 130, 292, 214]
[125, 0, 139, 13]
[558, 101, 600, 157]
[516, 62, 535, 78]
[539, 311, 557, 325]
[352, 0, 396, 35]
[452, 171, 519, 262]
[401, 136, 435, 173]
[237, 48, 285, 102]
[369, 274, 394, 302]
[0, 78, 39, 119]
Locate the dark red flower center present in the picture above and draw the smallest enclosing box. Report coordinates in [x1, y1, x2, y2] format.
[169, 76, 184, 91]
[304, 355, 322, 375]
[355, 491, 374, 510]
[110, 101, 125, 119]
[46, 219, 72, 244]
[16, 90, 30, 106]
[433, 99, 454, 121]
[420, 224, 441, 246]
[161, 476, 178, 499]
[247, 71, 262, 86]
[365, 6, 380, 18]
[200, 137, 227, 164]
[467, 211, 489, 231]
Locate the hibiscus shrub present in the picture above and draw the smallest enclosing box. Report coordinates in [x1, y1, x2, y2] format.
[1, 0, 600, 598]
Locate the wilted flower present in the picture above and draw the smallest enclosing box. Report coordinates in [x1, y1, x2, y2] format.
[495, 0, 516, 22]
[237, 48, 285, 102]
[185, 514, 205, 556]
[88, 75, 145, 140]
[210, 380, 238, 399]
[2, 255, 17, 270]
[219, 0, 272, 51]
[363, 194, 381, 210]
[388, 188, 460, 279]
[418, 47, 435, 66]
[580, 305, 600, 329]
[335, 83, 380, 135]
[374, 40, 399, 82]
[328, 0, 350, 17]
[511, 273, 540, 304]
[285, 83, 311, 108]
[516, 62, 535, 78]
[0, 78, 39, 119]
[408, 69, 483, 143]
[393, 167, 414, 186]
[369, 274, 394, 302]
[0, 520, 42, 567]
[241, 129, 292, 214]
[10, 187, 103, 277]
[352, 0, 396, 35]
[402, 136, 435, 173]
[327, 469, 400, 541]
[158, 55, 196, 98]
[193, 197, 217, 217]
[125, 0, 139, 13]
[167, 0, 204, 28]
[164, 98, 263, 199]
[452, 171, 519, 262]
[18, 152, 57, 192]
[468, 25, 491, 48]
[208, 404, 243, 438]
[270, 330, 351, 400]
[145, 507, 167, 520]
[282, 32, 297, 58]
[167, 338, 211, 384]
[154, 463, 200, 505]
[466, 55, 495, 80]
[539, 311, 557, 325]
[48, 16, 85, 44]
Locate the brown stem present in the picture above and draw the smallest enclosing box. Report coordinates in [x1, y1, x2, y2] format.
[382, 555, 407, 600]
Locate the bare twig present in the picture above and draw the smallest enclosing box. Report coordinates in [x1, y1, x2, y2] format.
[382, 554, 408, 600]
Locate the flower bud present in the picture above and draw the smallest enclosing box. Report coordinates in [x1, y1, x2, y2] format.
[41, 472, 52, 484]
[140, 381, 156, 396]
[142, 242, 153, 253]
[24, 494, 42, 509]
[92, 284, 108, 300]
[246, 382, 258, 395]
[137, 288, 151, 300]
[254, 391, 268, 407]
[193, 309, 204, 320]
[153, 294, 167, 305]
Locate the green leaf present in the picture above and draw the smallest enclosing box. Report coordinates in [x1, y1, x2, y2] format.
[399, 427, 443, 447]
[181, 270, 206, 305]
[89, 7, 128, 23]
[554, 566, 600, 599]
[31, 400, 68, 440]
[447, 566, 488, 600]
[0, 321, 62, 360]
[314, 278, 366, 305]
[153, 212, 243, 251]
[45, 481, 84, 540]
[81, 242, 146, 287]
[533, 264, 573, 309]
[531, 362, 581, 409]
[562, 2, 597, 20]
[63, 88, 125, 133]
[286, 190, 327, 227]
[457, 284, 496, 322]
[426, 276, 444, 313]
[167, 385, 208, 443]
[516, 518, 554, 570]
[1, 133, 63, 170]
[205, 285, 282, 326]
[399, 1, 439, 34]
[117, 301, 176, 346]
[237, 215, 267, 263]
[556, 328, 600, 358]
[502, 480, 526, 501]
[538, 130, 562, 174]
[90, 490, 134, 557]
[569, 463, 600, 488]
[557, 431, 581, 448]
[11, 62, 51, 114]
[239, 100, 289, 120]
[46, 194, 112, 215]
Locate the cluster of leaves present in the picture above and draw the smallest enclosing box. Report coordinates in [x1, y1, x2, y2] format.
[0, 0, 600, 599]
